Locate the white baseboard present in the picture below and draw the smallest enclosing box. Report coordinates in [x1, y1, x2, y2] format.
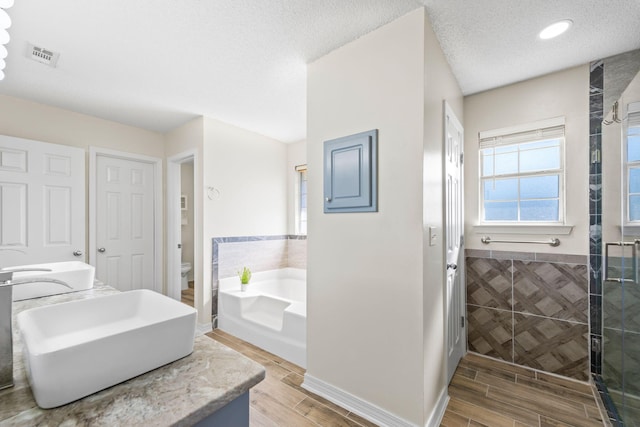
[304, 374, 440, 427]
[425, 387, 449, 427]
[302, 374, 449, 427]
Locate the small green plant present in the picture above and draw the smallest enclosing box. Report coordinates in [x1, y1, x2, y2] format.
[237, 266, 252, 285]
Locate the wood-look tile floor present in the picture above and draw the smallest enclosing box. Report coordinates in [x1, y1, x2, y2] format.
[205, 331, 608, 427]
[442, 353, 608, 427]
[206, 329, 378, 427]
[181, 281, 194, 307]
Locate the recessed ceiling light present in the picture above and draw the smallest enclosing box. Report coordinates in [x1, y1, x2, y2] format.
[539, 19, 573, 40]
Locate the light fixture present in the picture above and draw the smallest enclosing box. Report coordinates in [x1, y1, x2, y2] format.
[539, 19, 573, 40]
[0, 2, 12, 82]
[0, 8, 10, 29]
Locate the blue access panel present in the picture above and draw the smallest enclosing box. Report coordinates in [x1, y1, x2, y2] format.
[323, 129, 378, 213]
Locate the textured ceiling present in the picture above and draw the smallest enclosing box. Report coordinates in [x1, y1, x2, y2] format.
[0, 1, 639, 142]
[424, 0, 640, 96]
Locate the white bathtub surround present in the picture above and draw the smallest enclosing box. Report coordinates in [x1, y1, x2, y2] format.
[212, 235, 307, 326]
[218, 268, 306, 367]
[5, 261, 95, 301]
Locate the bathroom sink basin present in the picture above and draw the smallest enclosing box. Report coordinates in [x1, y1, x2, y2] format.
[5, 261, 95, 301]
[17, 289, 197, 408]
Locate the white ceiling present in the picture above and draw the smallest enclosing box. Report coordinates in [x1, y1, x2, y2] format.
[0, 1, 639, 143]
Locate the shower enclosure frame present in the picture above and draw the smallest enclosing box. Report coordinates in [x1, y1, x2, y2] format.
[590, 51, 640, 425]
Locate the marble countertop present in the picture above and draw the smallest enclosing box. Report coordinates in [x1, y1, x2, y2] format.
[0, 285, 265, 426]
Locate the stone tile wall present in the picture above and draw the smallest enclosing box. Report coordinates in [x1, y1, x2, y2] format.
[211, 235, 307, 325]
[466, 249, 590, 381]
[589, 59, 604, 377]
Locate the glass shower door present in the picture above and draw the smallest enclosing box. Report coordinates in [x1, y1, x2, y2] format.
[603, 83, 640, 424]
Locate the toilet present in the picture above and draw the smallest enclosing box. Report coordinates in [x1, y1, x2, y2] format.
[180, 262, 192, 290]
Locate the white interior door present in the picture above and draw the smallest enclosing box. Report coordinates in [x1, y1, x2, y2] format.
[0, 135, 85, 267]
[444, 102, 466, 383]
[95, 154, 155, 292]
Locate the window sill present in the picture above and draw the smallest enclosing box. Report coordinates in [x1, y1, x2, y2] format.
[619, 225, 640, 236]
[472, 224, 574, 235]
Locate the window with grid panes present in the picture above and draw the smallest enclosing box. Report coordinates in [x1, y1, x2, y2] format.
[296, 165, 307, 234]
[479, 119, 565, 223]
[626, 106, 640, 222]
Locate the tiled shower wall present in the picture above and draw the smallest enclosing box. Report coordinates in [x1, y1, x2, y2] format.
[589, 59, 604, 377]
[211, 235, 307, 325]
[466, 249, 590, 381]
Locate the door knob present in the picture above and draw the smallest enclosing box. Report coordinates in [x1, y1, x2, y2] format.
[73, 250, 83, 257]
[447, 263, 458, 270]
[97, 247, 106, 253]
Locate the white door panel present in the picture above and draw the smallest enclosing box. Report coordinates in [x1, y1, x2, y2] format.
[96, 155, 155, 292]
[444, 103, 466, 383]
[0, 135, 85, 267]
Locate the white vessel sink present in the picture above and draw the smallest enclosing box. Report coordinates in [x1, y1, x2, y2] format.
[4, 261, 95, 301]
[17, 289, 197, 408]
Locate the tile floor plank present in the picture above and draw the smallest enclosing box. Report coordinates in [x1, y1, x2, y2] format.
[250, 407, 280, 427]
[294, 397, 362, 427]
[536, 371, 594, 395]
[346, 412, 380, 427]
[449, 381, 539, 425]
[447, 397, 517, 427]
[487, 387, 601, 426]
[281, 372, 351, 417]
[253, 375, 306, 409]
[440, 409, 471, 427]
[250, 388, 319, 427]
[486, 377, 588, 415]
[515, 375, 599, 406]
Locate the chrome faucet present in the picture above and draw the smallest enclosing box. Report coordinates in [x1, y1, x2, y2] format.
[0, 269, 71, 390]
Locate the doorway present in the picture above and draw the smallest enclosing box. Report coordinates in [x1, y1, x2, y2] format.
[89, 147, 162, 293]
[167, 150, 198, 305]
[179, 160, 195, 306]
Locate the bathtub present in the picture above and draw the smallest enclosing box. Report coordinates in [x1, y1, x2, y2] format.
[218, 268, 306, 368]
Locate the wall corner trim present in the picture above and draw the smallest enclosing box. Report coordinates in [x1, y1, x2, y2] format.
[302, 374, 423, 427]
[424, 387, 449, 427]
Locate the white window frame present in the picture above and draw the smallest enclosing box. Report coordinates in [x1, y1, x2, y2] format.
[624, 103, 640, 224]
[478, 117, 566, 225]
[294, 164, 307, 235]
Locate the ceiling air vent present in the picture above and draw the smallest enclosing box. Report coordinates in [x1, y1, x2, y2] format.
[27, 43, 59, 67]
